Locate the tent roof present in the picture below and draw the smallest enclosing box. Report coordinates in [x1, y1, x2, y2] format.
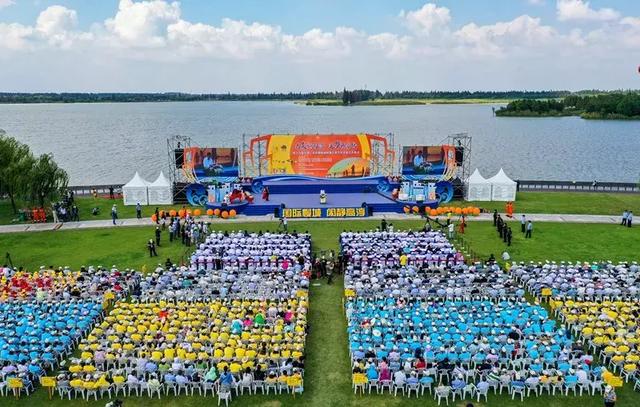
[487, 168, 516, 185]
[123, 172, 150, 188]
[468, 168, 489, 183]
[149, 171, 171, 187]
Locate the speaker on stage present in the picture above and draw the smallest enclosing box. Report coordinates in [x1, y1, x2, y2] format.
[455, 147, 464, 165]
[174, 149, 184, 167]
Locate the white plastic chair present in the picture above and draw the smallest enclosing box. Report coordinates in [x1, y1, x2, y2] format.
[217, 387, 232, 407]
[434, 386, 451, 406]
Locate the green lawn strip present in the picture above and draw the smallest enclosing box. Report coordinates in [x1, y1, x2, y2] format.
[2, 220, 640, 406]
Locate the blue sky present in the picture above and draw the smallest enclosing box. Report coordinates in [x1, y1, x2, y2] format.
[3, 0, 638, 34]
[0, 1, 639, 91]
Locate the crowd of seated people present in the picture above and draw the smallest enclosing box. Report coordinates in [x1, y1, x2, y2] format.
[190, 231, 311, 270]
[0, 300, 104, 396]
[0, 266, 140, 302]
[50, 299, 307, 399]
[340, 230, 464, 268]
[512, 262, 640, 299]
[136, 264, 309, 302]
[347, 298, 600, 401]
[341, 230, 520, 300]
[552, 299, 640, 385]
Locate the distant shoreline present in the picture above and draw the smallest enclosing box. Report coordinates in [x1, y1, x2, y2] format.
[299, 98, 511, 106]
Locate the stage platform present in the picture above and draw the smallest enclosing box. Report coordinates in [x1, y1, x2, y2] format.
[203, 175, 438, 217]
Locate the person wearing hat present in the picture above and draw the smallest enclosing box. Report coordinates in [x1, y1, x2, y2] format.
[604, 384, 617, 407]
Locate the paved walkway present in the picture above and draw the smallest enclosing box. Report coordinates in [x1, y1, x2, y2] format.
[0, 212, 622, 234]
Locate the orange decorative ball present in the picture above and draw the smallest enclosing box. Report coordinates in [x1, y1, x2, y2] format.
[169, 210, 177, 217]
[206, 209, 214, 216]
[221, 211, 229, 219]
[403, 206, 410, 214]
[430, 209, 438, 216]
[159, 210, 165, 217]
[178, 209, 185, 218]
[151, 214, 157, 222]
[455, 207, 462, 215]
[473, 207, 481, 215]
[213, 208, 221, 216]
[229, 209, 237, 218]
[412, 206, 420, 213]
[194, 209, 202, 216]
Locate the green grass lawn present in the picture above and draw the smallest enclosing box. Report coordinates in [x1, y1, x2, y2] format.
[1, 219, 640, 406]
[461, 191, 640, 216]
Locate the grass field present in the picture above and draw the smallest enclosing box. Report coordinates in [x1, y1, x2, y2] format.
[2, 220, 640, 406]
[2, 190, 638, 226]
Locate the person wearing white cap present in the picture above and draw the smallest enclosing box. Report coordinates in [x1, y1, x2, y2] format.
[604, 384, 617, 407]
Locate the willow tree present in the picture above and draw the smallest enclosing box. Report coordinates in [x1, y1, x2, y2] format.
[29, 153, 69, 207]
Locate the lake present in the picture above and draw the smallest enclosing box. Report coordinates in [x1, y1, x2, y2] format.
[0, 101, 638, 185]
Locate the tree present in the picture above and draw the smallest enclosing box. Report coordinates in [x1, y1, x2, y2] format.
[28, 153, 69, 207]
[342, 88, 349, 105]
[0, 136, 35, 213]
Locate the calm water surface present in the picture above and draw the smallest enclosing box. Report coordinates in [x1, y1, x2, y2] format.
[0, 101, 638, 185]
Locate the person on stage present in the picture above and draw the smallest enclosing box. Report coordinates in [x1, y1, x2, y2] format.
[262, 186, 270, 201]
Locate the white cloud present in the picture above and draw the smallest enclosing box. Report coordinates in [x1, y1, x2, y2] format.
[105, 0, 181, 47]
[367, 33, 411, 59]
[282, 27, 362, 59]
[168, 18, 280, 59]
[400, 3, 451, 36]
[0, 0, 638, 91]
[556, 0, 620, 22]
[0, 23, 33, 50]
[454, 15, 556, 56]
[0, 0, 15, 10]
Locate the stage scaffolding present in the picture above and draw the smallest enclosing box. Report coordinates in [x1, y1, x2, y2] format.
[446, 132, 472, 196]
[166, 135, 197, 203]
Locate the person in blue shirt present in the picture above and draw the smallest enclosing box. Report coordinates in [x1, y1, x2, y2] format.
[219, 366, 234, 390]
[413, 151, 424, 168]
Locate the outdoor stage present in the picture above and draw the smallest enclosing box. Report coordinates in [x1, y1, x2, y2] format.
[203, 175, 438, 217]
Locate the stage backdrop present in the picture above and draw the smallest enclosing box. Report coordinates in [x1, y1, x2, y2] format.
[183, 147, 238, 178]
[401, 145, 458, 180]
[242, 134, 399, 178]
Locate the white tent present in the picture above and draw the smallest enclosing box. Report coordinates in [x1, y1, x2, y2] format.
[466, 168, 493, 201]
[148, 171, 173, 205]
[488, 168, 517, 201]
[122, 172, 150, 206]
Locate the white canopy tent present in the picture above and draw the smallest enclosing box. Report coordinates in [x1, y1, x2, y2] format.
[488, 168, 517, 201]
[122, 172, 150, 206]
[147, 171, 173, 205]
[466, 168, 493, 201]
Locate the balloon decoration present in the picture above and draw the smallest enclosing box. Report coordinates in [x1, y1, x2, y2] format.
[412, 206, 420, 213]
[151, 214, 157, 222]
[429, 209, 438, 217]
[403, 206, 410, 214]
[193, 209, 202, 217]
[178, 209, 186, 218]
[424, 206, 482, 216]
[159, 210, 165, 217]
[206, 209, 214, 216]
[221, 211, 229, 219]
[229, 209, 237, 218]
[169, 210, 177, 217]
[214, 209, 221, 217]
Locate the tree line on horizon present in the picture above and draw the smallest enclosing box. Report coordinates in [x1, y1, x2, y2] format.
[0, 131, 69, 213]
[0, 89, 631, 104]
[496, 92, 640, 119]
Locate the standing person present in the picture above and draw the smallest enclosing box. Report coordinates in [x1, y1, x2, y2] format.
[381, 218, 387, 232]
[326, 261, 334, 285]
[502, 224, 508, 243]
[72, 204, 79, 221]
[628, 211, 633, 228]
[603, 385, 616, 407]
[169, 222, 174, 242]
[525, 220, 533, 238]
[155, 227, 161, 246]
[493, 210, 498, 226]
[51, 203, 59, 223]
[262, 186, 270, 202]
[154, 207, 160, 224]
[521, 215, 526, 233]
[111, 204, 118, 225]
[458, 217, 466, 234]
[448, 222, 455, 239]
[136, 202, 142, 219]
[147, 239, 157, 257]
[109, 186, 114, 200]
[507, 227, 512, 246]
